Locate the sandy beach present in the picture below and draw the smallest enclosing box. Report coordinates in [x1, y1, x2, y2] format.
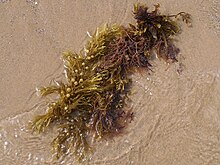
[0, 0, 220, 164]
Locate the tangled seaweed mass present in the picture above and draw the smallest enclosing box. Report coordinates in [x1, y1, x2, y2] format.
[30, 3, 191, 161]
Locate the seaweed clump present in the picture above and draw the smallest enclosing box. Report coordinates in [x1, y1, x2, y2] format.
[30, 3, 191, 162]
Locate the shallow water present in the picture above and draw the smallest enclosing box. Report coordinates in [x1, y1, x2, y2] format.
[0, 0, 220, 165]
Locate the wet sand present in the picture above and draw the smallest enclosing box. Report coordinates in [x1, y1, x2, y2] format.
[0, 0, 220, 164]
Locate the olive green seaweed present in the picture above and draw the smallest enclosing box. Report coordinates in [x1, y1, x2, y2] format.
[30, 3, 191, 162]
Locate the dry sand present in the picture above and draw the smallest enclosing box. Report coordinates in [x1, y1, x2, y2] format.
[0, 0, 220, 164]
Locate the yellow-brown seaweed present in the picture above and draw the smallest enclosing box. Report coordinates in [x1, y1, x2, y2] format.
[30, 3, 191, 162]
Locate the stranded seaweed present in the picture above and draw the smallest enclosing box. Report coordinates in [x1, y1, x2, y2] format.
[30, 3, 191, 162]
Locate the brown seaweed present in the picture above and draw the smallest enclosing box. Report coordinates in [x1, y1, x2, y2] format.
[30, 3, 191, 162]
